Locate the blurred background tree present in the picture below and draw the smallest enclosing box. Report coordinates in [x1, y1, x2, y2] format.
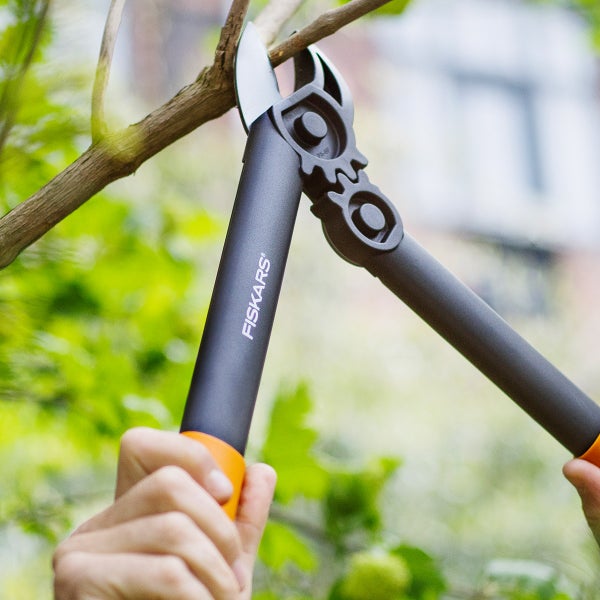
[2, 0, 600, 598]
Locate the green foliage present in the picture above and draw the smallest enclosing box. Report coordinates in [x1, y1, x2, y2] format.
[260, 520, 318, 572]
[0, 0, 85, 206]
[481, 559, 577, 600]
[255, 384, 445, 599]
[332, 549, 411, 600]
[391, 545, 448, 600]
[255, 385, 591, 600]
[0, 3, 108, 560]
[325, 455, 400, 548]
[0, 181, 225, 544]
[533, 0, 600, 50]
[261, 383, 328, 504]
[0, 2, 224, 565]
[0, 1, 49, 122]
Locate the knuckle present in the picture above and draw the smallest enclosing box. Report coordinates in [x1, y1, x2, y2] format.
[145, 466, 223, 527]
[119, 427, 150, 458]
[152, 465, 195, 503]
[158, 511, 197, 545]
[186, 545, 239, 598]
[156, 556, 198, 596]
[52, 536, 78, 571]
[53, 551, 87, 597]
[52, 542, 67, 571]
[213, 565, 240, 597]
[155, 515, 240, 597]
[218, 525, 243, 562]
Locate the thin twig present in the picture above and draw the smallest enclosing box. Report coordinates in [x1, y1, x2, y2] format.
[254, 0, 306, 46]
[91, 0, 127, 142]
[270, 0, 393, 66]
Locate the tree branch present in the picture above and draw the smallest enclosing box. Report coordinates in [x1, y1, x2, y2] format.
[213, 0, 251, 75]
[0, 64, 235, 270]
[270, 0, 393, 67]
[91, 0, 127, 143]
[0, 0, 394, 270]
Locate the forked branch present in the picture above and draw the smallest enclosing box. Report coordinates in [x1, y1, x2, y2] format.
[0, 0, 394, 269]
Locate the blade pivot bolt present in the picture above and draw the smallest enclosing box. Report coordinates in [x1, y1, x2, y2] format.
[295, 111, 328, 145]
[353, 203, 386, 237]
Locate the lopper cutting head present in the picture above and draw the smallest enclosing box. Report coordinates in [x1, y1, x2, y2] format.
[234, 22, 355, 133]
[235, 22, 369, 196]
[234, 21, 401, 268]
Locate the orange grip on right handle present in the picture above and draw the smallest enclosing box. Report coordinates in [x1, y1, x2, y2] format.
[579, 433, 600, 468]
[182, 431, 246, 520]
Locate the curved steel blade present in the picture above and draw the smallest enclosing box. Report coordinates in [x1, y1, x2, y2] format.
[235, 22, 281, 132]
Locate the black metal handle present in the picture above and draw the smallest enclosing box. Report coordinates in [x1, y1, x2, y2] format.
[309, 164, 600, 457]
[366, 233, 600, 457]
[181, 111, 303, 455]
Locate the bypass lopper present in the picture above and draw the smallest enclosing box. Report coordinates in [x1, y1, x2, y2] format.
[179, 23, 600, 518]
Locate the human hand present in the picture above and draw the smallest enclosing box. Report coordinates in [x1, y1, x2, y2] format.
[563, 458, 600, 545]
[53, 427, 276, 599]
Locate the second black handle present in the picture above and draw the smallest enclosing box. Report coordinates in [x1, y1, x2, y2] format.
[367, 233, 600, 457]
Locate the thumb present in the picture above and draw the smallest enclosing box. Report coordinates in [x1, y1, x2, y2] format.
[563, 458, 600, 543]
[235, 463, 277, 590]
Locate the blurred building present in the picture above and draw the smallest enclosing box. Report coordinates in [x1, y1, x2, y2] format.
[375, 0, 600, 246]
[370, 0, 600, 317]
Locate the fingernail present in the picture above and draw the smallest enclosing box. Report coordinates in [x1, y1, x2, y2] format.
[206, 469, 234, 501]
[232, 558, 247, 590]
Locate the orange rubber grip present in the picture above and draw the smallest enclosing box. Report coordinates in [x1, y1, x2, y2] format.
[182, 431, 246, 519]
[579, 433, 600, 468]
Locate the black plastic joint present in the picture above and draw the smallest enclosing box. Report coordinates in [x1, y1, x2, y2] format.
[311, 171, 404, 266]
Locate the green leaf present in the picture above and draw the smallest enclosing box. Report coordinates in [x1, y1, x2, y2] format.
[260, 383, 328, 503]
[253, 593, 279, 600]
[324, 456, 401, 545]
[258, 521, 317, 572]
[390, 544, 447, 600]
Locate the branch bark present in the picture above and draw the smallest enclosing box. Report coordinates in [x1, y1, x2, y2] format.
[269, 0, 393, 66]
[213, 0, 252, 75]
[0, 0, 393, 270]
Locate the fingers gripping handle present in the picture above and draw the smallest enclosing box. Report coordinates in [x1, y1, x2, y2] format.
[182, 431, 246, 519]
